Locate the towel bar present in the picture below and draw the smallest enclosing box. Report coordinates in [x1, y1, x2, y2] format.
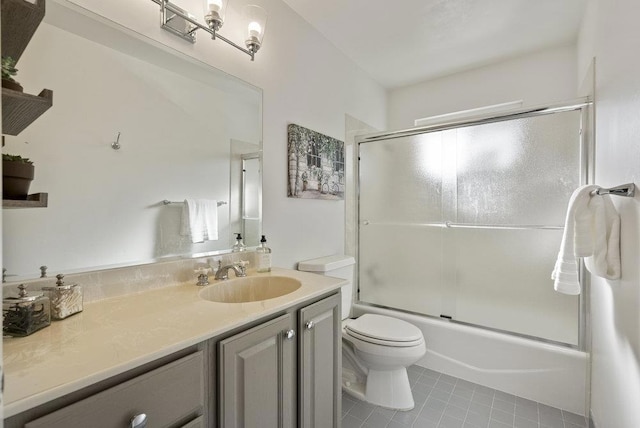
[593, 183, 635, 197]
[162, 200, 227, 206]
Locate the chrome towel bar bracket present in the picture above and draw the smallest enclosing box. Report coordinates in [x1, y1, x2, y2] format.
[593, 183, 635, 197]
[162, 200, 227, 206]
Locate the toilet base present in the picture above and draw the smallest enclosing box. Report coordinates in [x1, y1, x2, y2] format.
[342, 366, 415, 411]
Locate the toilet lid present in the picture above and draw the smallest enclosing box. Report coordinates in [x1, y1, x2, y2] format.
[344, 314, 423, 346]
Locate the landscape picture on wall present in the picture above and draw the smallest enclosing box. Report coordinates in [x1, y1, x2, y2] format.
[287, 124, 345, 200]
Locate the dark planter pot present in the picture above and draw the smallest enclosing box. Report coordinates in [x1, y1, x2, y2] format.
[3, 160, 34, 199]
[1, 78, 23, 92]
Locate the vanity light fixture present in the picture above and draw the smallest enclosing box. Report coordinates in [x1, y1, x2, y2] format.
[151, 0, 267, 61]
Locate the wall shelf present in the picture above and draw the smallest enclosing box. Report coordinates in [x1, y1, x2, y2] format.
[1, 0, 53, 136]
[1, 0, 46, 62]
[3, 192, 48, 208]
[2, 88, 53, 136]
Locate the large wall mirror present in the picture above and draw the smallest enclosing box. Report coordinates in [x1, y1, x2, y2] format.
[2, 1, 262, 281]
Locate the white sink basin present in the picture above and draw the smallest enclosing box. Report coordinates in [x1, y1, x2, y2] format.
[199, 276, 302, 303]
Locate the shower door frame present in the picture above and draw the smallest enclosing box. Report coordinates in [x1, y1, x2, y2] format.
[354, 98, 593, 350]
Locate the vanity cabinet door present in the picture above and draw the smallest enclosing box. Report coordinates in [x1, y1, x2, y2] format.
[299, 293, 341, 428]
[24, 351, 204, 428]
[219, 313, 296, 428]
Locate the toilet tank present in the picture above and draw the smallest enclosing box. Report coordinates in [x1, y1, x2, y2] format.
[297, 255, 355, 320]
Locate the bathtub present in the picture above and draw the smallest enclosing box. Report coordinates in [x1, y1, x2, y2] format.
[352, 303, 589, 416]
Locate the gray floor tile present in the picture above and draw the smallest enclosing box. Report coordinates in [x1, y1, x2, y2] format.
[435, 380, 456, 393]
[412, 418, 440, 428]
[452, 386, 474, 400]
[514, 416, 539, 428]
[448, 394, 471, 410]
[563, 410, 587, 427]
[342, 414, 365, 428]
[439, 374, 459, 385]
[515, 404, 538, 421]
[444, 404, 467, 421]
[472, 393, 494, 407]
[492, 398, 515, 413]
[344, 367, 575, 428]
[363, 412, 393, 428]
[465, 410, 491, 427]
[488, 420, 512, 428]
[350, 401, 377, 420]
[440, 415, 465, 428]
[490, 409, 514, 425]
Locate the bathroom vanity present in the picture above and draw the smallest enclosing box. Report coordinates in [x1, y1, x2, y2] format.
[3, 268, 343, 428]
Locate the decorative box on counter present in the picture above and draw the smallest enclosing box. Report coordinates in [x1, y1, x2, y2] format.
[42, 274, 83, 320]
[3, 284, 51, 337]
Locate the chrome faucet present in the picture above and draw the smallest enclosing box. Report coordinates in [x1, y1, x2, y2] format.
[214, 262, 248, 280]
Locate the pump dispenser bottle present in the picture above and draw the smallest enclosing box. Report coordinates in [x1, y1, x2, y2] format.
[256, 235, 272, 272]
[232, 233, 246, 252]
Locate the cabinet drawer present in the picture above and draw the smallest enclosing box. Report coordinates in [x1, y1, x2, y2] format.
[25, 351, 204, 428]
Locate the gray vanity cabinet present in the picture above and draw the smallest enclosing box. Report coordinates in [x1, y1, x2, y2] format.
[299, 293, 341, 428]
[218, 313, 297, 428]
[218, 292, 341, 428]
[22, 351, 205, 428]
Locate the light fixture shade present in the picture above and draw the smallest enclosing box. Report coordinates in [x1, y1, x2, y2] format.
[243, 5, 267, 53]
[203, 0, 229, 30]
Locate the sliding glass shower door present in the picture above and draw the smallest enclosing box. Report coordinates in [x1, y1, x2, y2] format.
[357, 107, 585, 346]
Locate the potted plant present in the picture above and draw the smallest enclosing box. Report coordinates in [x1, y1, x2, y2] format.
[1, 56, 23, 92]
[3, 154, 35, 199]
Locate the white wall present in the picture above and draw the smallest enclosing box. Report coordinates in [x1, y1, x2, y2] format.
[577, 0, 640, 426]
[387, 44, 577, 130]
[60, 0, 386, 269]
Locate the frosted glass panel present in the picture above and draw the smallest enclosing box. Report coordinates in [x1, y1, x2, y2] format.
[359, 133, 443, 223]
[359, 224, 445, 317]
[450, 228, 579, 344]
[357, 107, 585, 345]
[456, 111, 581, 225]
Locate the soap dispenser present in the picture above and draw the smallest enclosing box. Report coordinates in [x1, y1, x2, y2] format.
[42, 274, 83, 320]
[3, 284, 51, 336]
[232, 233, 246, 252]
[256, 235, 272, 273]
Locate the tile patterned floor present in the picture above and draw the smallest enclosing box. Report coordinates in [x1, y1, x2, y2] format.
[341, 365, 589, 428]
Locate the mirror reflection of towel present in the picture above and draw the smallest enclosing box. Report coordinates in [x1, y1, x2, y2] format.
[180, 199, 219, 243]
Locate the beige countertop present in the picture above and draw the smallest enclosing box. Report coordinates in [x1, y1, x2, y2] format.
[3, 268, 344, 417]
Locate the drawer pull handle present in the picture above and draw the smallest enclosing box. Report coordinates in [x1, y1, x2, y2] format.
[284, 329, 296, 340]
[130, 413, 148, 428]
[305, 321, 315, 330]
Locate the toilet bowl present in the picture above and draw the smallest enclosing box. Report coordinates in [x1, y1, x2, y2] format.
[298, 255, 426, 410]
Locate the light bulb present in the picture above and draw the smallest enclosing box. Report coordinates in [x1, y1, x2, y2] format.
[248, 21, 262, 38]
[207, 0, 222, 13]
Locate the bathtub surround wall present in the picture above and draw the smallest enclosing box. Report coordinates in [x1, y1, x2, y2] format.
[61, 0, 387, 270]
[387, 44, 577, 130]
[577, 0, 640, 426]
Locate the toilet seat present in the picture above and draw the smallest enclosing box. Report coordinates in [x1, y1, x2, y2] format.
[344, 314, 424, 348]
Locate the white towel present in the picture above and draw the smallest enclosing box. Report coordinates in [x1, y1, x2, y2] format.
[180, 199, 219, 243]
[584, 193, 621, 280]
[552, 185, 621, 295]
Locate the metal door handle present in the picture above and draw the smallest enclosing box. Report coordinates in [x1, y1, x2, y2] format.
[130, 413, 147, 428]
[305, 321, 315, 330]
[284, 329, 296, 340]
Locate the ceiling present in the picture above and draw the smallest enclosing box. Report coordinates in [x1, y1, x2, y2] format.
[281, 0, 588, 89]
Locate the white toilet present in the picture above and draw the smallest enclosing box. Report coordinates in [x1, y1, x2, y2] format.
[298, 255, 426, 411]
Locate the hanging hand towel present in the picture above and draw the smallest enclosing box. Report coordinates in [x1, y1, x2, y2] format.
[551, 185, 599, 295]
[180, 199, 219, 243]
[584, 193, 621, 280]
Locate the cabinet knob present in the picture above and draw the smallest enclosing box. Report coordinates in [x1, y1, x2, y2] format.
[284, 329, 296, 340]
[305, 321, 315, 330]
[130, 413, 148, 428]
